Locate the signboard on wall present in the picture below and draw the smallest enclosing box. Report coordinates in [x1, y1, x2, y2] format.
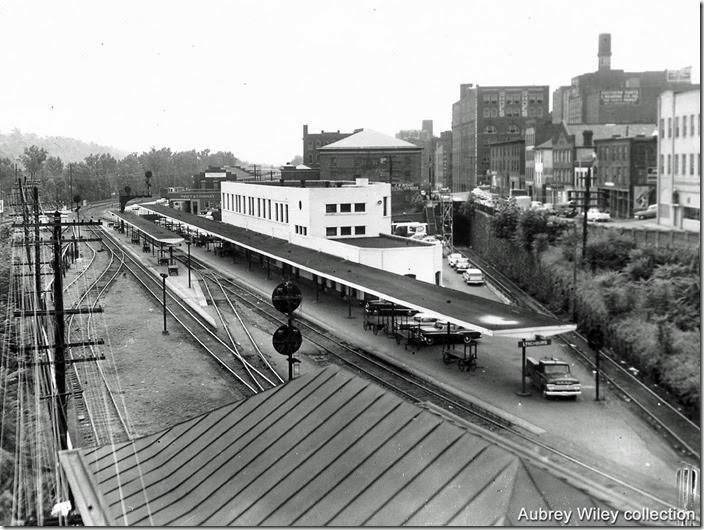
[633, 185, 653, 210]
[600, 89, 640, 105]
[666, 67, 692, 82]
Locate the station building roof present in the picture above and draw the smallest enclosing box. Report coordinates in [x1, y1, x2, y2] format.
[60, 366, 618, 526]
[143, 204, 576, 338]
[111, 210, 184, 245]
[319, 129, 421, 151]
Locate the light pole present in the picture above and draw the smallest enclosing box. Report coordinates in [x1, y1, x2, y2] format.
[186, 240, 192, 289]
[160, 272, 169, 335]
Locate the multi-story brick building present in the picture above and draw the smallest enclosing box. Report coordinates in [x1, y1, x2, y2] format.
[553, 33, 694, 125]
[524, 121, 559, 200]
[488, 138, 525, 197]
[657, 88, 701, 230]
[451, 84, 550, 192]
[434, 131, 452, 190]
[303, 124, 362, 167]
[317, 129, 422, 185]
[551, 123, 655, 206]
[396, 120, 436, 188]
[593, 135, 657, 219]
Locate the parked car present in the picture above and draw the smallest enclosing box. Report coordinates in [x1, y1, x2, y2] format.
[554, 202, 578, 218]
[454, 257, 471, 272]
[586, 208, 611, 222]
[526, 357, 581, 399]
[447, 253, 463, 267]
[417, 321, 481, 346]
[634, 204, 657, 219]
[462, 267, 485, 285]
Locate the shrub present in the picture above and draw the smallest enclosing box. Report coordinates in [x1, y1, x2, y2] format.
[584, 231, 636, 272]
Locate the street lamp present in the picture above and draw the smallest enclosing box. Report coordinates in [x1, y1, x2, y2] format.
[160, 272, 169, 335]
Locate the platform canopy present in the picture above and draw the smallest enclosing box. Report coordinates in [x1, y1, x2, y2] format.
[61, 366, 623, 526]
[111, 210, 184, 245]
[143, 204, 576, 338]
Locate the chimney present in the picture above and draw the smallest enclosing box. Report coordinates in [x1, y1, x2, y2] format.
[598, 33, 611, 71]
[303, 124, 308, 136]
[583, 130, 594, 147]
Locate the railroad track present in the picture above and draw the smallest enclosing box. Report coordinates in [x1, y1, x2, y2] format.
[99, 227, 279, 397]
[173, 250, 683, 513]
[462, 246, 701, 460]
[63, 225, 132, 446]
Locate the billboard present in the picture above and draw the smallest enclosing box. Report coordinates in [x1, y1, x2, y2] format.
[666, 67, 692, 82]
[600, 89, 640, 105]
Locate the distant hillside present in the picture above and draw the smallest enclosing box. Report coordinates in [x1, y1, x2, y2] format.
[0, 128, 128, 163]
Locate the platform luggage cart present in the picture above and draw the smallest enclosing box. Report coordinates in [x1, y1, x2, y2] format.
[442, 340, 478, 372]
[362, 300, 417, 336]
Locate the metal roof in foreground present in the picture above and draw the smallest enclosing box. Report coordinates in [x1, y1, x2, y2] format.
[60, 366, 619, 526]
[143, 204, 576, 338]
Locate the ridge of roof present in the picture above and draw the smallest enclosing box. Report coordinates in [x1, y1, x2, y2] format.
[320, 129, 421, 150]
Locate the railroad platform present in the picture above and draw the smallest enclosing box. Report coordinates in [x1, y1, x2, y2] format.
[167, 231, 686, 507]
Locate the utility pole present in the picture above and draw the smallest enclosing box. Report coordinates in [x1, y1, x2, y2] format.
[51, 211, 69, 451]
[32, 187, 44, 310]
[581, 165, 591, 263]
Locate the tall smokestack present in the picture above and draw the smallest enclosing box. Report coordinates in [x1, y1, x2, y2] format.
[598, 33, 611, 71]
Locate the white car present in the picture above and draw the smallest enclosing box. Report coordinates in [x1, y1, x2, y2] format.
[454, 258, 470, 272]
[586, 208, 611, 222]
[463, 267, 485, 285]
[447, 253, 463, 267]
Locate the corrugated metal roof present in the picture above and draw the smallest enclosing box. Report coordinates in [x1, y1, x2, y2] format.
[320, 129, 421, 150]
[62, 366, 616, 526]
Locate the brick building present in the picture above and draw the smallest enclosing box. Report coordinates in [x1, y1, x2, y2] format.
[552, 33, 694, 125]
[489, 138, 525, 197]
[434, 131, 452, 190]
[303, 124, 362, 167]
[317, 129, 422, 185]
[451, 84, 550, 192]
[593, 135, 657, 219]
[551, 123, 655, 206]
[396, 120, 436, 188]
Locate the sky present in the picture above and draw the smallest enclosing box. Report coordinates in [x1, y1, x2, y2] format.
[0, 0, 701, 166]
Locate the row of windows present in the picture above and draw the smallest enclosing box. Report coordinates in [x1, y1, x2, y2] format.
[223, 192, 289, 223]
[598, 145, 629, 161]
[294, 225, 308, 235]
[661, 114, 701, 138]
[661, 153, 701, 176]
[482, 107, 544, 118]
[482, 93, 544, 104]
[325, 202, 365, 213]
[483, 125, 523, 134]
[326, 226, 366, 237]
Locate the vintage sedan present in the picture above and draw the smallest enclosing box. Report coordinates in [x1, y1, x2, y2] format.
[415, 321, 481, 346]
[634, 204, 657, 219]
[586, 208, 611, 222]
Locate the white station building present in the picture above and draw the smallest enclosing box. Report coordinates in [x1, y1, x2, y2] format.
[220, 178, 443, 285]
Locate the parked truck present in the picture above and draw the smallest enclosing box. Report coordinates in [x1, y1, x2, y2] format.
[525, 357, 581, 399]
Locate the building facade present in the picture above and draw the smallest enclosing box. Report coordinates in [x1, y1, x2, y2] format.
[489, 139, 525, 197]
[594, 135, 657, 219]
[534, 140, 553, 204]
[302, 124, 362, 167]
[397, 120, 436, 188]
[434, 131, 453, 190]
[657, 88, 701, 231]
[317, 129, 422, 185]
[551, 123, 655, 205]
[220, 178, 443, 284]
[524, 122, 559, 200]
[452, 84, 550, 192]
[552, 34, 694, 125]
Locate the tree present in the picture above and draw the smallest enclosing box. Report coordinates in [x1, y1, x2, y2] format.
[490, 198, 519, 239]
[19, 145, 48, 179]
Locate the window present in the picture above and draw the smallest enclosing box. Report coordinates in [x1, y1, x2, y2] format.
[340, 203, 351, 213]
[340, 226, 352, 236]
[667, 118, 672, 137]
[268, 199, 271, 219]
[325, 203, 337, 213]
[692, 115, 696, 136]
[484, 125, 497, 134]
[354, 202, 365, 212]
[331, 157, 337, 166]
[507, 125, 520, 134]
[675, 117, 680, 137]
[285, 204, 289, 223]
[257, 198, 261, 217]
[483, 108, 490, 118]
[490, 108, 498, 118]
[660, 154, 664, 173]
[674, 154, 679, 174]
[659, 118, 665, 137]
[383, 197, 388, 216]
[355, 226, 366, 235]
[683, 116, 688, 136]
[326, 227, 337, 237]
[667, 154, 671, 174]
[537, 107, 544, 117]
[690, 154, 695, 175]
